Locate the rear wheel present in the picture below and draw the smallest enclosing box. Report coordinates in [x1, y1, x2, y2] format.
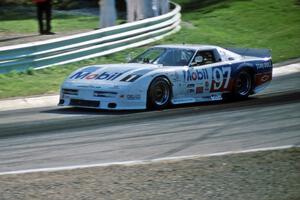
[233, 70, 253, 99]
[147, 77, 171, 109]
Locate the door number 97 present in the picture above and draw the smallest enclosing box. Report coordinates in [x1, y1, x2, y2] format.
[212, 67, 231, 91]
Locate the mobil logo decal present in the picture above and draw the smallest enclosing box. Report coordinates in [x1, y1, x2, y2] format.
[70, 71, 123, 81]
[183, 69, 208, 81]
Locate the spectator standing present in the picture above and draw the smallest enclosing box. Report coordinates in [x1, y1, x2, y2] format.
[126, 0, 154, 22]
[99, 0, 117, 28]
[32, 0, 54, 35]
[153, 0, 159, 16]
[160, 0, 169, 14]
[126, 0, 138, 22]
[153, 0, 169, 16]
[139, 0, 154, 19]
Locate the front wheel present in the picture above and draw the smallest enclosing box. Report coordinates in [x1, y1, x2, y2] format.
[233, 70, 253, 99]
[147, 77, 171, 109]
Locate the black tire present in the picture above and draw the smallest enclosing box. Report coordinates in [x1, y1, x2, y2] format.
[233, 70, 253, 99]
[147, 77, 171, 109]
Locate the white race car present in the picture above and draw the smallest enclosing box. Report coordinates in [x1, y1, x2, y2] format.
[59, 45, 272, 110]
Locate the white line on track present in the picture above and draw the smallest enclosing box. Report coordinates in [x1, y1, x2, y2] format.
[273, 63, 300, 77]
[0, 145, 297, 176]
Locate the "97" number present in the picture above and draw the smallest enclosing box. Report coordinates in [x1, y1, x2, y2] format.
[212, 67, 231, 91]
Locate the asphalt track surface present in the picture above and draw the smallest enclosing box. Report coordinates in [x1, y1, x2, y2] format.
[0, 72, 299, 173]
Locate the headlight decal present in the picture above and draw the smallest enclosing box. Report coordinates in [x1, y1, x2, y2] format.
[120, 74, 142, 82]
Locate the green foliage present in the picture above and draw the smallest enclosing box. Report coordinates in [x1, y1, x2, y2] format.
[171, 0, 300, 62]
[53, 0, 98, 10]
[0, 5, 99, 33]
[26, 68, 35, 75]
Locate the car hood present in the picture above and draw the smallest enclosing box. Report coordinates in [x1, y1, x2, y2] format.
[63, 63, 160, 86]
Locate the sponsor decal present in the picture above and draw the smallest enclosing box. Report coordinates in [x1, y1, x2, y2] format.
[70, 71, 123, 81]
[210, 94, 222, 101]
[187, 84, 195, 88]
[187, 89, 195, 94]
[204, 81, 210, 92]
[196, 86, 204, 94]
[183, 69, 208, 82]
[255, 72, 272, 86]
[127, 94, 141, 100]
[256, 61, 272, 70]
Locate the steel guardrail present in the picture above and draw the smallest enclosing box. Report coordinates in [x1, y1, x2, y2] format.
[0, 2, 181, 73]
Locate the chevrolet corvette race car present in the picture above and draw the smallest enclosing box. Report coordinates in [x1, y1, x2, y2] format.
[59, 45, 272, 110]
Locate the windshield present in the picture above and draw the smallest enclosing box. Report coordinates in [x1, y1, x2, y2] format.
[129, 47, 195, 66]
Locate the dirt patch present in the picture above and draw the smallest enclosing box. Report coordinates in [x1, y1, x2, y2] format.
[0, 148, 299, 200]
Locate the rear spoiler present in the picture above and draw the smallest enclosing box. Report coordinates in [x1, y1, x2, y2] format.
[225, 47, 272, 58]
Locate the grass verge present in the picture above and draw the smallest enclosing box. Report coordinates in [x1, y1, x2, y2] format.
[0, 147, 299, 200]
[0, 6, 99, 34]
[0, 0, 299, 99]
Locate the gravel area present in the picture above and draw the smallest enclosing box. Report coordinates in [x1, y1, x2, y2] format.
[0, 148, 299, 200]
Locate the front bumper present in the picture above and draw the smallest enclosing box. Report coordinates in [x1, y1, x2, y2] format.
[58, 87, 146, 110]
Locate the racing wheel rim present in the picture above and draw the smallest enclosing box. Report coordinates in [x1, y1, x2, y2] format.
[149, 78, 171, 108]
[236, 71, 252, 96]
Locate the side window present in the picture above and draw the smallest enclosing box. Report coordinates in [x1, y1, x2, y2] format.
[192, 50, 217, 66]
[157, 49, 195, 66]
[176, 49, 195, 66]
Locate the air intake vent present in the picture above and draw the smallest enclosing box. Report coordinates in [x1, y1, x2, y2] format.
[94, 91, 117, 97]
[62, 89, 78, 95]
[70, 99, 100, 107]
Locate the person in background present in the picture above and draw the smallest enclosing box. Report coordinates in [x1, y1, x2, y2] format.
[32, 0, 54, 35]
[126, 0, 138, 22]
[139, 0, 154, 19]
[153, 0, 169, 16]
[99, 0, 117, 28]
[126, 0, 154, 22]
[160, 0, 169, 14]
